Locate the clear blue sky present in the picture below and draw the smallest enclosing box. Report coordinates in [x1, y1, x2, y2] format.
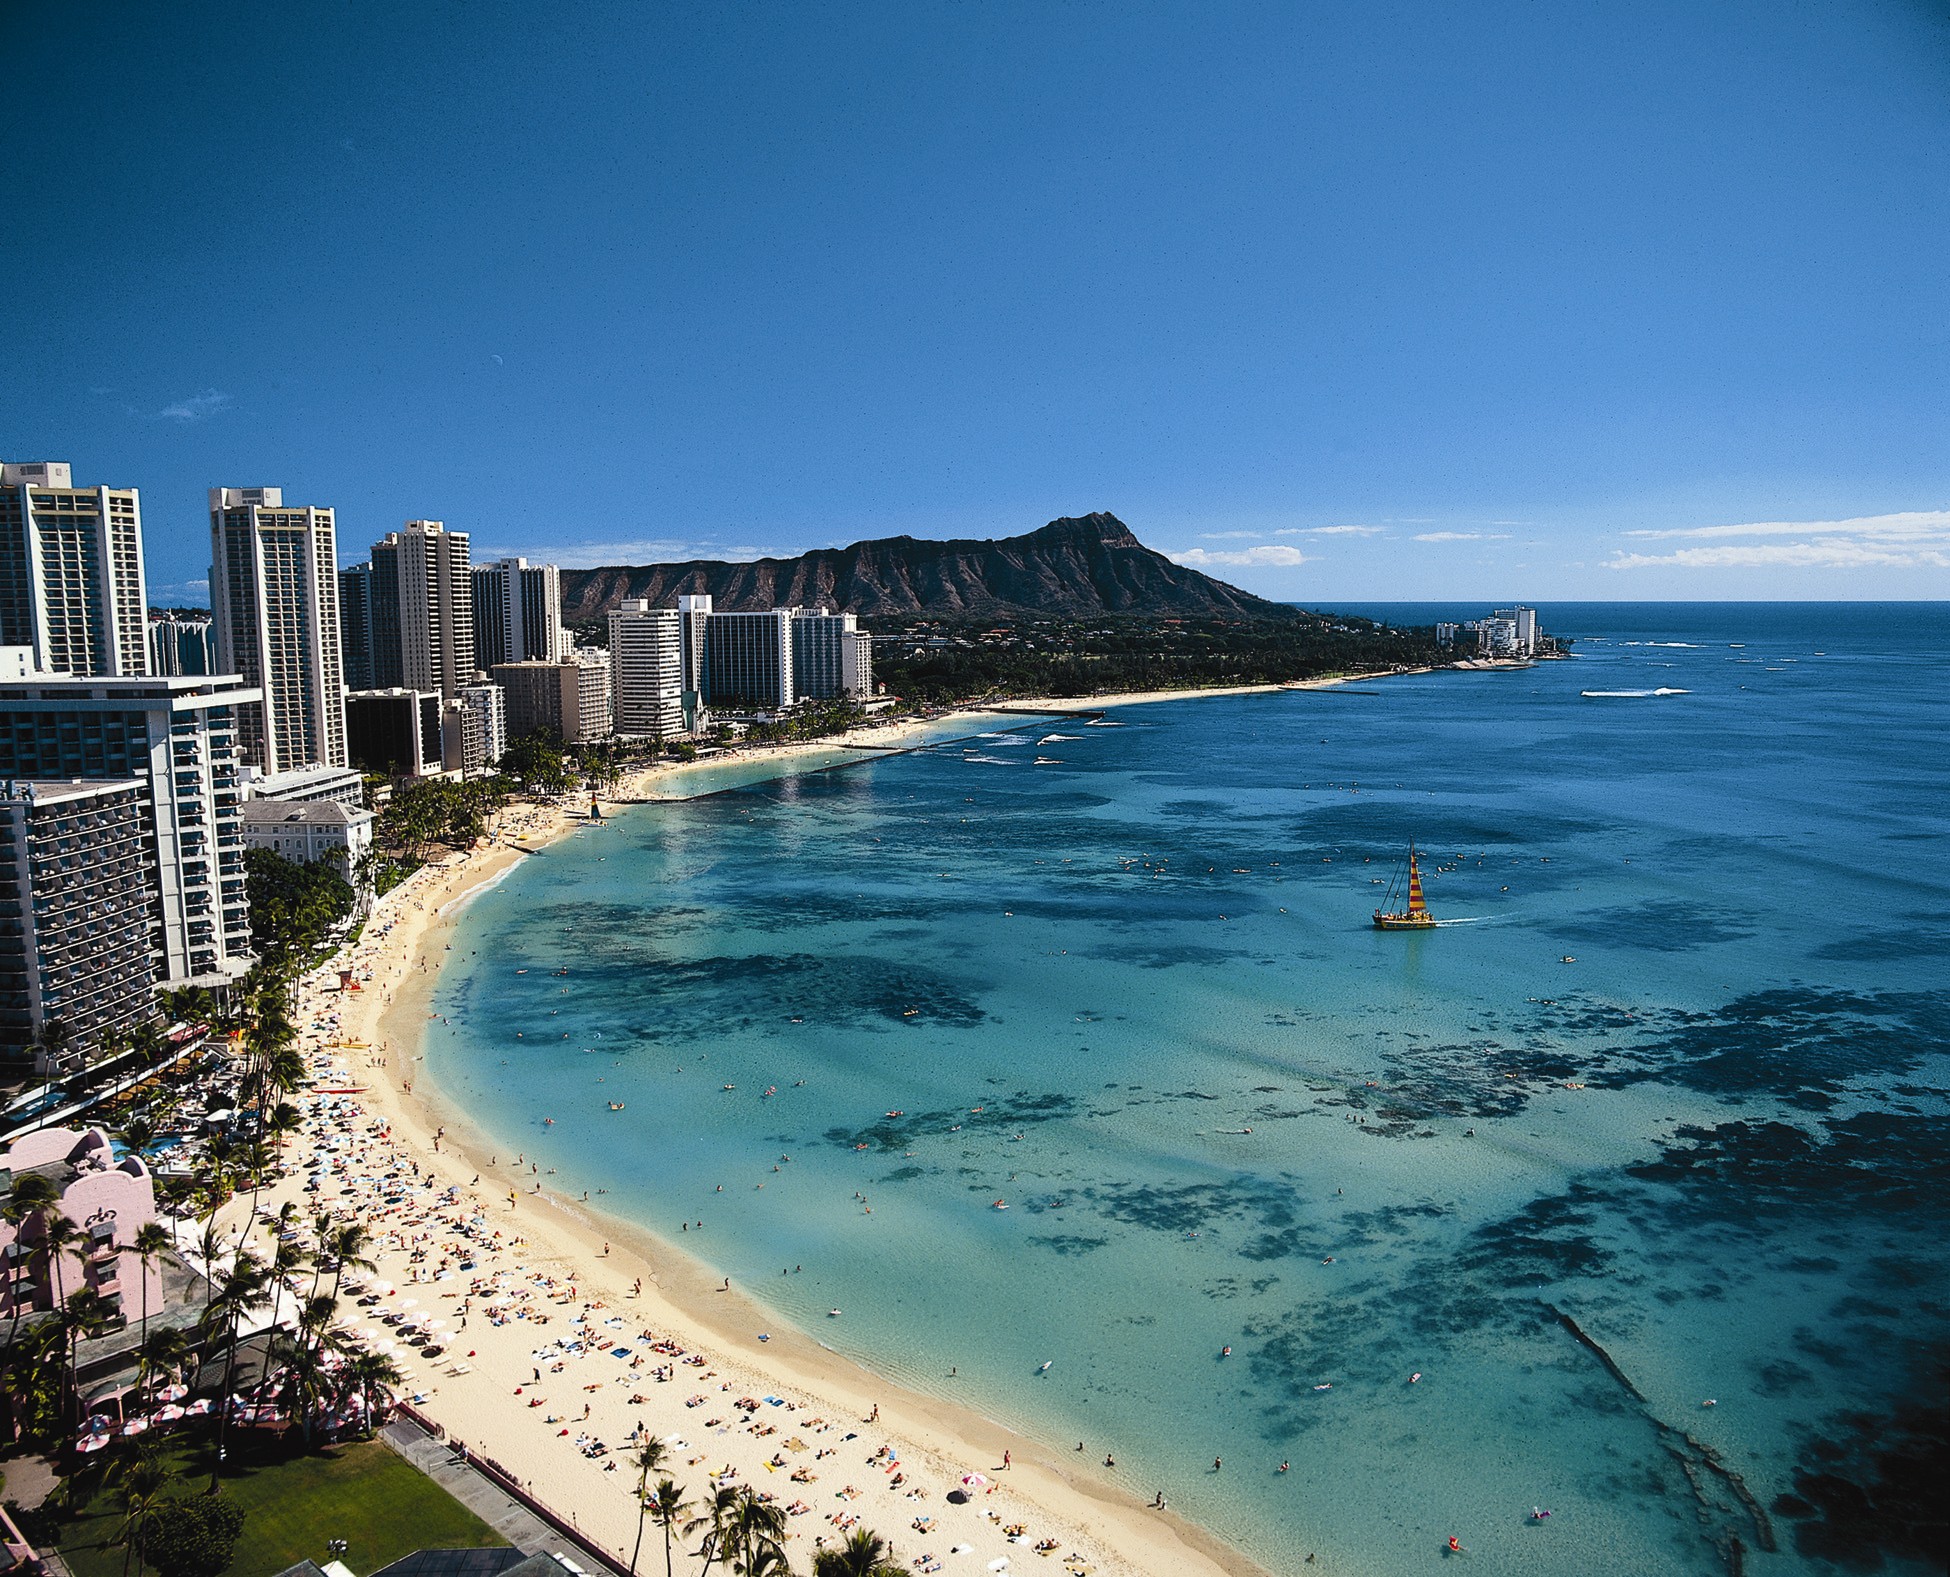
[4, 1, 1948, 603]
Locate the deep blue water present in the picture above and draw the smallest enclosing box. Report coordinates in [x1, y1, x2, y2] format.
[428, 604, 1949, 1576]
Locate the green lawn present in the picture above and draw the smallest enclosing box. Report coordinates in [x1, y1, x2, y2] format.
[57, 1432, 506, 1577]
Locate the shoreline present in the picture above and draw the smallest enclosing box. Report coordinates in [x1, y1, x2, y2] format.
[276, 680, 1388, 1577]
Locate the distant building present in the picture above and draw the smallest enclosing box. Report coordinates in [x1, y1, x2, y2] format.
[208, 486, 348, 771]
[703, 609, 795, 710]
[337, 563, 376, 691]
[0, 779, 156, 1071]
[367, 521, 474, 700]
[455, 683, 507, 769]
[472, 557, 564, 668]
[608, 599, 687, 739]
[239, 796, 374, 880]
[1435, 605, 1544, 658]
[238, 762, 365, 807]
[148, 615, 215, 677]
[345, 689, 443, 777]
[678, 594, 712, 732]
[492, 652, 612, 745]
[0, 460, 150, 678]
[0, 1126, 167, 1330]
[790, 608, 873, 700]
[0, 673, 259, 990]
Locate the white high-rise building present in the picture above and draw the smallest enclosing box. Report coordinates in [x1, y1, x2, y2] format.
[0, 672, 261, 989]
[0, 460, 150, 677]
[608, 599, 687, 739]
[457, 682, 507, 766]
[472, 557, 564, 668]
[209, 487, 348, 771]
[371, 520, 473, 699]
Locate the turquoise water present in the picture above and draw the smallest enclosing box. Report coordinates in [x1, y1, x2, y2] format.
[428, 604, 1949, 1577]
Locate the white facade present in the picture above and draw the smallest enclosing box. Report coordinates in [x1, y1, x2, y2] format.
[239, 762, 366, 807]
[458, 682, 507, 766]
[239, 796, 374, 879]
[0, 673, 261, 989]
[1, 461, 151, 678]
[384, 520, 474, 699]
[209, 487, 348, 771]
[608, 599, 687, 739]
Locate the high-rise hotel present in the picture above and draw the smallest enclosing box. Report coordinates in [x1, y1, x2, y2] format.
[0, 460, 150, 677]
[209, 487, 348, 771]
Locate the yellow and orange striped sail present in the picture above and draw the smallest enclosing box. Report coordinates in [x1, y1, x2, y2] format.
[1406, 848, 1428, 914]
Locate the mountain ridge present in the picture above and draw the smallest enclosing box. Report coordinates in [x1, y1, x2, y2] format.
[558, 512, 1298, 622]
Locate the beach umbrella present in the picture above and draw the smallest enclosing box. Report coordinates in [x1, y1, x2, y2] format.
[961, 1473, 990, 1488]
[120, 1417, 151, 1437]
[154, 1404, 186, 1423]
[157, 1382, 189, 1403]
[75, 1435, 109, 1454]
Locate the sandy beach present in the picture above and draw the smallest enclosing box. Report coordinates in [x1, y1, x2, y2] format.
[251, 688, 1354, 1577]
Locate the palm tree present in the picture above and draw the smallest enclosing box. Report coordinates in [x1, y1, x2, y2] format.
[130, 1222, 173, 1365]
[31, 1017, 75, 1131]
[200, 1248, 268, 1490]
[63, 1287, 116, 1429]
[628, 1437, 668, 1576]
[345, 1348, 403, 1434]
[650, 1478, 691, 1577]
[324, 1222, 377, 1305]
[724, 1486, 787, 1576]
[112, 1450, 173, 1577]
[685, 1484, 741, 1574]
[812, 1527, 911, 1577]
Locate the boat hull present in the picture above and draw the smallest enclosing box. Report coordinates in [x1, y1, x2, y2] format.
[1373, 912, 1437, 930]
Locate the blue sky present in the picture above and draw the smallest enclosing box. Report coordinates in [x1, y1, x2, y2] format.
[4, 0, 1947, 603]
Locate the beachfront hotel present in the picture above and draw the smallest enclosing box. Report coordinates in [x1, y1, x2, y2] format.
[0, 461, 152, 679]
[148, 613, 216, 677]
[790, 607, 874, 700]
[208, 486, 349, 772]
[607, 598, 688, 739]
[491, 651, 614, 744]
[702, 604, 796, 710]
[0, 672, 260, 996]
[0, 778, 157, 1071]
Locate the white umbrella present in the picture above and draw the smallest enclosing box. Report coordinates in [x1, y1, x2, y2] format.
[961, 1473, 990, 1488]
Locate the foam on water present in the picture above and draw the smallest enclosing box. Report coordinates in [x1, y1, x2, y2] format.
[428, 605, 1950, 1577]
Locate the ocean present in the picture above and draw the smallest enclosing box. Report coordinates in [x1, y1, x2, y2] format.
[424, 603, 1949, 1576]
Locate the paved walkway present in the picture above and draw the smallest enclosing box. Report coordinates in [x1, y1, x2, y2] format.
[379, 1420, 628, 1574]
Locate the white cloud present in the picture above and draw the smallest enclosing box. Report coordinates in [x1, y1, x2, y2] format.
[499, 539, 769, 568]
[1168, 544, 1309, 568]
[1276, 524, 1386, 537]
[1197, 530, 1265, 540]
[148, 389, 232, 422]
[1413, 531, 1510, 543]
[1609, 510, 1950, 571]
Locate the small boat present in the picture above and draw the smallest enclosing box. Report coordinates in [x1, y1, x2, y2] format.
[608, 1102, 625, 1111]
[1373, 845, 1437, 930]
[993, 1199, 1008, 1210]
[1038, 1360, 1052, 1372]
[828, 1308, 842, 1318]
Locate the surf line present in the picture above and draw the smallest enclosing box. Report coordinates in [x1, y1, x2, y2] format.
[1544, 1303, 1775, 1571]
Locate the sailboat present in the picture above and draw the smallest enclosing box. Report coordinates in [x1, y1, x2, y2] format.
[1373, 845, 1437, 930]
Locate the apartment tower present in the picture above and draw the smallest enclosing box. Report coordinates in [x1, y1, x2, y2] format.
[0, 460, 150, 677]
[208, 487, 348, 771]
[607, 599, 686, 739]
[473, 557, 563, 668]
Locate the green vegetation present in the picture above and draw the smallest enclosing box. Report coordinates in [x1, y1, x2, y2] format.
[52, 1435, 504, 1577]
[868, 611, 1445, 702]
[243, 850, 356, 967]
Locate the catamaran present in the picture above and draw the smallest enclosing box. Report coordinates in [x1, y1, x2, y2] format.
[1373, 845, 1437, 930]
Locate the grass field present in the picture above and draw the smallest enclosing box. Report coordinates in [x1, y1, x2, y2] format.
[56, 1431, 506, 1577]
